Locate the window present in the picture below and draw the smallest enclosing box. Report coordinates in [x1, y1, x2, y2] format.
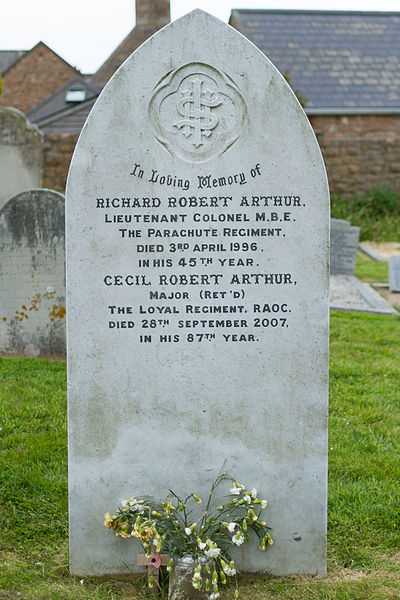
[66, 89, 86, 102]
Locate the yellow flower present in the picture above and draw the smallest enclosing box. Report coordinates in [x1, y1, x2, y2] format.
[104, 513, 117, 529]
[118, 531, 131, 539]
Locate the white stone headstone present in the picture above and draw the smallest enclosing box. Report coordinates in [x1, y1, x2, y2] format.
[66, 11, 329, 577]
[0, 189, 65, 357]
[0, 108, 43, 210]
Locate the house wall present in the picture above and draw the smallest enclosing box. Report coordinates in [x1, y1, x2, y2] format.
[310, 114, 400, 196]
[0, 43, 80, 114]
[43, 134, 79, 192]
[39, 115, 400, 197]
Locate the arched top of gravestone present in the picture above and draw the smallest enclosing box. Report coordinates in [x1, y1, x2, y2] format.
[0, 189, 65, 248]
[68, 9, 328, 191]
[0, 107, 43, 141]
[0, 108, 43, 211]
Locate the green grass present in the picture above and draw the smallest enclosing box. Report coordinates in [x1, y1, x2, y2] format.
[354, 253, 388, 283]
[331, 188, 400, 241]
[1, 315, 400, 599]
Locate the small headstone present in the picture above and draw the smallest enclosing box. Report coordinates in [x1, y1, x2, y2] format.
[0, 108, 43, 210]
[330, 219, 360, 275]
[0, 189, 65, 357]
[67, 11, 329, 578]
[388, 255, 400, 292]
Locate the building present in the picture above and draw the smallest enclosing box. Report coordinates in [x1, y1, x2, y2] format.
[25, 0, 170, 192]
[2, 4, 400, 196]
[230, 9, 400, 195]
[0, 42, 81, 114]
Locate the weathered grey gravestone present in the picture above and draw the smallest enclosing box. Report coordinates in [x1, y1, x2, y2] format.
[67, 11, 329, 577]
[330, 218, 360, 275]
[0, 189, 65, 357]
[389, 255, 400, 292]
[0, 108, 43, 210]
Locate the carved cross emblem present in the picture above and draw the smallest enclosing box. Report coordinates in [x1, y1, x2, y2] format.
[149, 62, 247, 163]
[174, 78, 223, 148]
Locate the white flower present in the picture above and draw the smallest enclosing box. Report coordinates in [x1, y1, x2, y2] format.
[232, 533, 245, 546]
[209, 594, 220, 599]
[230, 481, 244, 495]
[198, 541, 207, 550]
[227, 522, 236, 533]
[185, 527, 192, 535]
[251, 488, 257, 498]
[121, 499, 128, 507]
[205, 546, 221, 558]
[260, 500, 267, 509]
[193, 571, 202, 581]
[223, 560, 237, 576]
[243, 494, 252, 504]
[153, 537, 162, 552]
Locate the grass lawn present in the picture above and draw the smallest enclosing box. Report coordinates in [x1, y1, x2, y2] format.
[1, 312, 399, 599]
[354, 253, 389, 284]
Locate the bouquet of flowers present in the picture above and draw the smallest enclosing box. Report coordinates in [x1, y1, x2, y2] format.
[104, 470, 273, 599]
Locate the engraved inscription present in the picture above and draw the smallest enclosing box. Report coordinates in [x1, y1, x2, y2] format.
[149, 63, 247, 163]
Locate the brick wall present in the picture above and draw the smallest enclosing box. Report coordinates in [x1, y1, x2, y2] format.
[0, 43, 80, 114]
[135, 0, 170, 27]
[40, 114, 400, 197]
[43, 134, 78, 192]
[309, 114, 400, 196]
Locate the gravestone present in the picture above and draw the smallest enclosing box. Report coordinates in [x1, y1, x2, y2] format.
[66, 11, 329, 577]
[330, 218, 360, 275]
[0, 108, 43, 210]
[388, 255, 400, 292]
[0, 189, 65, 357]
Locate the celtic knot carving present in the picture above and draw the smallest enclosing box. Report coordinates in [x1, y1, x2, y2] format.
[149, 63, 247, 163]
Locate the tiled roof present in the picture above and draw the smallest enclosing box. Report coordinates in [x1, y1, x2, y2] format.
[0, 50, 26, 74]
[91, 27, 159, 88]
[27, 77, 99, 134]
[229, 10, 400, 112]
[31, 97, 98, 134]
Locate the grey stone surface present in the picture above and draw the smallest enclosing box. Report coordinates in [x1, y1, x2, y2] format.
[66, 10, 329, 578]
[0, 108, 43, 210]
[330, 274, 397, 315]
[0, 189, 65, 357]
[358, 242, 386, 262]
[389, 256, 400, 292]
[331, 218, 350, 227]
[330, 219, 360, 275]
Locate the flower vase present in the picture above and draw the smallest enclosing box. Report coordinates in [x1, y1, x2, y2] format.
[168, 555, 212, 600]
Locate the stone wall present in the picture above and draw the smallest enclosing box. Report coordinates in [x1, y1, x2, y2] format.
[43, 133, 79, 192]
[310, 114, 400, 196]
[39, 115, 400, 197]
